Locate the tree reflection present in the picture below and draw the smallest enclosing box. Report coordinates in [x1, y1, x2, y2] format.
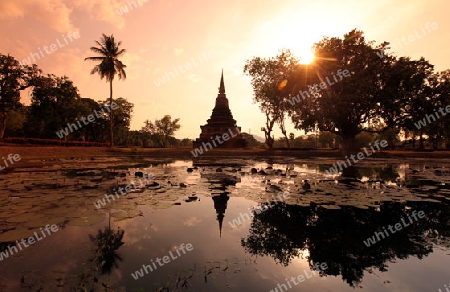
[89, 225, 125, 274]
[321, 164, 400, 183]
[355, 165, 400, 183]
[241, 200, 450, 287]
[73, 216, 126, 291]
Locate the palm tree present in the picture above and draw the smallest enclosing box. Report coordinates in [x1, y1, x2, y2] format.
[85, 34, 126, 148]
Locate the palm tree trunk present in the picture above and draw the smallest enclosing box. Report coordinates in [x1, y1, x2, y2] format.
[0, 112, 7, 140]
[419, 128, 424, 149]
[109, 80, 114, 148]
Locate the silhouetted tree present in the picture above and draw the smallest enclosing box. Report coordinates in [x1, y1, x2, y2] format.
[141, 115, 181, 147]
[0, 53, 40, 139]
[105, 97, 133, 145]
[241, 132, 262, 148]
[287, 30, 391, 151]
[25, 75, 84, 138]
[85, 34, 127, 148]
[244, 49, 298, 148]
[380, 57, 435, 149]
[4, 106, 27, 137]
[422, 69, 450, 149]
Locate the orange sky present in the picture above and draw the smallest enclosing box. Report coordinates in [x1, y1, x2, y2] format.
[0, 0, 448, 139]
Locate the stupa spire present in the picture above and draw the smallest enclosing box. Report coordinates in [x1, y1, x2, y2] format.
[192, 70, 246, 149]
[218, 213, 224, 239]
[219, 69, 225, 94]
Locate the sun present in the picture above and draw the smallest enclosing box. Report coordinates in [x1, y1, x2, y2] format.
[298, 50, 315, 64]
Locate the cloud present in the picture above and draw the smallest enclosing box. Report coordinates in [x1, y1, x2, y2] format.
[0, 0, 129, 31]
[174, 48, 184, 56]
[0, 0, 76, 32]
[186, 73, 202, 83]
[183, 216, 202, 227]
[72, 0, 126, 29]
[0, 0, 128, 32]
[138, 46, 150, 54]
[0, 1, 26, 18]
[118, 52, 144, 79]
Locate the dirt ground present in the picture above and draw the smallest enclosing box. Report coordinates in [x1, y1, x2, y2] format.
[1, 145, 450, 166]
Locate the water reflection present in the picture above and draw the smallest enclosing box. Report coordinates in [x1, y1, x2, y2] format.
[1, 158, 450, 291]
[88, 222, 125, 274]
[213, 194, 229, 239]
[241, 201, 450, 287]
[200, 167, 240, 239]
[77, 215, 126, 290]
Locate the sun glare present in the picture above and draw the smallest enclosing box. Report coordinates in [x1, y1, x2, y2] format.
[299, 50, 315, 64]
[252, 2, 350, 66]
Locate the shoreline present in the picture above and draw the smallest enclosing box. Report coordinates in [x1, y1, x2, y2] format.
[1, 145, 450, 163]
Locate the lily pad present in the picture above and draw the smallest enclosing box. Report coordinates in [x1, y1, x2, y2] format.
[321, 204, 341, 210]
[24, 217, 66, 229]
[151, 201, 175, 209]
[111, 211, 128, 219]
[0, 228, 39, 242]
[6, 213, 43, 223]
[67, 214, 105, 226]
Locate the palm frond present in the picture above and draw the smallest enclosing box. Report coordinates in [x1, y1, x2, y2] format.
[116, 49, 126, 57]
[89, 47, 107, 55]
[84, 56, 105, 61]
[84, 34, 127, 82]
